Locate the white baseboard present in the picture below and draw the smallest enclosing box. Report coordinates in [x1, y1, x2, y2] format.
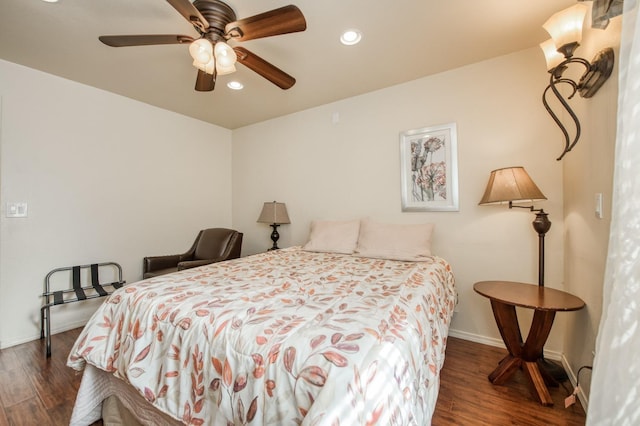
[448, 328, 563, 361]
[0, 319, 88, 350]
[447, 328, 588, 410]
[560, 355, 589, 412]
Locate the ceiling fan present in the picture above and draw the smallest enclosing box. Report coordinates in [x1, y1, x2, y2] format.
[99, 0, 306, 92]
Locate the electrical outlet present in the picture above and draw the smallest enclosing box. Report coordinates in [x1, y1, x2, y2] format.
[6, 202, 28, 218]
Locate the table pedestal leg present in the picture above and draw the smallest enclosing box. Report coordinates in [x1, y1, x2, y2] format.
[522, 361, 553, 406]
[489, 355, 521, 384]
[488, 300, 558, 406]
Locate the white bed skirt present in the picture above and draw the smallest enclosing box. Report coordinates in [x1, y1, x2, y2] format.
[71, 365, 182, 426]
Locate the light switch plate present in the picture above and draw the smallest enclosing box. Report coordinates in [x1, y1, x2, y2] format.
[595, 193, 603, 219]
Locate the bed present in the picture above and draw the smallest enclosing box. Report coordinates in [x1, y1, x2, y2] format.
[67, 220, 457, 425]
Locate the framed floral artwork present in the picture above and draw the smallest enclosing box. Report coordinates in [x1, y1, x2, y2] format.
[400, 122, 459, 212]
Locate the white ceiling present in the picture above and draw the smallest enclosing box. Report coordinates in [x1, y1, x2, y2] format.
[0, 0, 575, 129]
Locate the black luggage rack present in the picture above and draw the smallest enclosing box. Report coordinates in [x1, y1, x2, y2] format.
[40, 262, 125, 357]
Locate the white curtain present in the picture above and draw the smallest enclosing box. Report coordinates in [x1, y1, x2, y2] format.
[587, 0, 640, 424]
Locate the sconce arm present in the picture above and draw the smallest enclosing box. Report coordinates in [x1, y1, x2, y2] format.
[551, 56, 592, 79]
[543, 75, 582, 160]
[541, 48, 614, 161]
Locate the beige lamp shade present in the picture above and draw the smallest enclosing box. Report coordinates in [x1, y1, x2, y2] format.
[479, 167, 547, 205]
[257, 201, 291, 224]
[542, 4, 588, 50]
[540, 39, 566, 71]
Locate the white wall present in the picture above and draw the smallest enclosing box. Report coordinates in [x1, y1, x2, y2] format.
[0, 59, 233, 348]
[232, 47, 568, 351]
[561, 16, 622, 401]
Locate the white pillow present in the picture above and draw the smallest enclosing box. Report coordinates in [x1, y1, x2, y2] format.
[302, 220, 361, 254]
[355, 219, 434, 261]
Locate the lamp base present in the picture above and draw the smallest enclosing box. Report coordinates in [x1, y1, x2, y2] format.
[532, 210, 551, 287]
[269, 224, 280, 250]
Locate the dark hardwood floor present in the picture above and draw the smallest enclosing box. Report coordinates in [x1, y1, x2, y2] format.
[0, 328, 84, 426]
[433, 337, 586, 425]
[0, 329, 585, 425]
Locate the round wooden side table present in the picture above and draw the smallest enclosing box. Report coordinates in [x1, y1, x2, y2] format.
[473, 280, 585, 406]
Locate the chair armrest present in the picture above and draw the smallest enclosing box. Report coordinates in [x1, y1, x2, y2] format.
[177, 258, 224, 271]
[144, 254, 182, 273]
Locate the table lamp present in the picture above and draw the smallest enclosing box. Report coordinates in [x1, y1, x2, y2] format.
[257, 201, 291, 250]
[479, 167, 550, 286]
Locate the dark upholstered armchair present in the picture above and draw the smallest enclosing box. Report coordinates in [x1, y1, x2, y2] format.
[143, 228, 243, 279]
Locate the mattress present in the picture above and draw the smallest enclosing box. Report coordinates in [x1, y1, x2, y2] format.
[68, 247, 456, 425]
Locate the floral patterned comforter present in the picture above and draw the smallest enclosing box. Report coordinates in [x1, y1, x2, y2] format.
[68, 247, 457, 425]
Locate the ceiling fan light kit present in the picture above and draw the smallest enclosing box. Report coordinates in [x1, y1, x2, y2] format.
[188, 39, 237, 76]
[99, 0, 306, 92]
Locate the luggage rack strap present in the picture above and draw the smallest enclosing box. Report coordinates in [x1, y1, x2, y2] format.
[41, 261, 126, 357]
[43, 292, 115, 309]
[42, 281, 125, 297]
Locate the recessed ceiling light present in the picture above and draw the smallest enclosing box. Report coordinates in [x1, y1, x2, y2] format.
[227, 81, 244, 90]
[340, 29, 362, 46]
[41, 0, 59, 3]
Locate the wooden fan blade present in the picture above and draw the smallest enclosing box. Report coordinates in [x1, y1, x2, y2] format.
[166, 0, 209, 31]
[195, 69, 216, 91]
[225, 5, 306, 41]
[99, 35, 194, 47]
[234, 47, 295, 89]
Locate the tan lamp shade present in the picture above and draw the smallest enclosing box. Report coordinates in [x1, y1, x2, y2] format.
[479, 167, 547, 205]
[540, 39, 566, 71]
[257, 201, 291, 224]
[542, 3, 588, 51]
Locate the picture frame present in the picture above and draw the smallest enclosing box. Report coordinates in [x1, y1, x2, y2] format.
[400, 122, 459, 212]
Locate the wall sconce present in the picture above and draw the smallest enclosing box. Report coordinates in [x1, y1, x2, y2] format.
[257, 201, 291, 250]
[540, 3, 615, 161]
